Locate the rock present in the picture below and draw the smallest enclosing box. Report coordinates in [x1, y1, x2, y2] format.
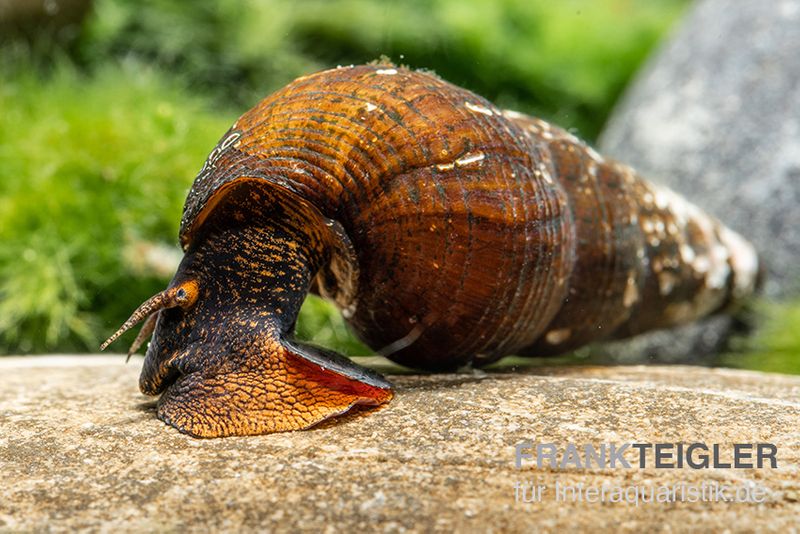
[600, 0, 800, 297]
[597, 0, 800, 360]
[1, 356, 798, 531]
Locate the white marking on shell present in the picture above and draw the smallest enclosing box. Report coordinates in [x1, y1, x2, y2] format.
[376, 68, 398, 75]
[545, 328, 571, 345]
[502, 109, 526, 120]
[586, 160, 598, 180]
[623, 275, 639, 307]
[526, 124, 542, 135]
[679, 244, 696, 263]
[706, 243, 731, 290]
[649, 183, 703, 226]
[221, 132, 241, 149]
[455, 152, 485, 167]
[464, 102, 495, 116]
[558, 129, 582, 145]
[658, 272, 678, 296]
[617, 164, 636, 185]
[654, 189, 670, 210]
[364, 102, 378, 112]
[693, 256, 711, 274]
[535, 164, 554, 184]
[646, 184, 735, 291]
[719, 226, 759, 297]
[199, 131, 242, 175]
[584, 145, 605, 164]
[436, 162, 455, 171]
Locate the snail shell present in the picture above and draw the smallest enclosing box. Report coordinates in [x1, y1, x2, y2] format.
[104, 64, 760, 436]
[182, 64, 759, 367]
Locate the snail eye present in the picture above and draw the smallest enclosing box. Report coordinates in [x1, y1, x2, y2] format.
[173, 280, 199, 309]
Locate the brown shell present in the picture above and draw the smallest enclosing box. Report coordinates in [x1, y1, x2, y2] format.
[180, 64, 760, 370]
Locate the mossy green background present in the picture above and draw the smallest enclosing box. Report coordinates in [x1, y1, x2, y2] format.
[1, 0, 797, 374]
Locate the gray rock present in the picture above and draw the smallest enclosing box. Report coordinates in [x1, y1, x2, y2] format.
[597, 0, 800, 360]
[1, 356, 799, 531]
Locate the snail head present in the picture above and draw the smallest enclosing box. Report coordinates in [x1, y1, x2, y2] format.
[101, 189, 392, 437]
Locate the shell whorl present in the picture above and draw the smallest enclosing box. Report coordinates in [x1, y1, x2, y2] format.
[181, 64, 759, 370]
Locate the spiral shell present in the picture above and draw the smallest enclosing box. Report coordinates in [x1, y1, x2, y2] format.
[178, 64, 758, 371]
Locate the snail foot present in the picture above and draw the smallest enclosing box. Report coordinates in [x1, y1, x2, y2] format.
[155, 339, 393, 438]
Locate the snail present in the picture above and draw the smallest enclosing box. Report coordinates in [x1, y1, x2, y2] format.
[102, 64, 761, 438]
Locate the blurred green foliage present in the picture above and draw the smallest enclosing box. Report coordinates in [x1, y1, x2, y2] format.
[14, 0, 771, 360]
[77, 0, 690, 139]
[718, 300, 800, 375]
[0, 58, 234, 352]
[295, 295, 371, 356]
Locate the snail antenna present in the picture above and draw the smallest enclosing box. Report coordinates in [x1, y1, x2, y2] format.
[101, 289, 175, 351]
[125, 311, 160, 362]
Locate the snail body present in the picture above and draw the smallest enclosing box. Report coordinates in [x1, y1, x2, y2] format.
[103, 64, 760, 437]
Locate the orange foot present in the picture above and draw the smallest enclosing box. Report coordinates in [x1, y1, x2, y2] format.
[151, 339, 393, 438]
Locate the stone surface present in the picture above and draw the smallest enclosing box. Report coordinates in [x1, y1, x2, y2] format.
[1, 355, 798, 532]
[597, 0, 800, 360]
